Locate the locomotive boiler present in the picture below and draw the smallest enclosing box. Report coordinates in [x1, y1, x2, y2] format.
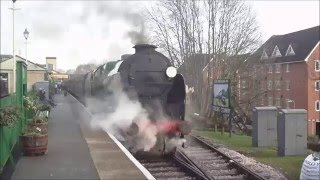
[65, 44, 190, 154]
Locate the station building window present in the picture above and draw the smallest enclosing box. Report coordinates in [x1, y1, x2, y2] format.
[0, 73, 9, 98]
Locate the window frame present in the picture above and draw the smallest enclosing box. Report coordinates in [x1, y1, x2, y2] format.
[286, 63, 290, 72]
[268, 64, 273, 73]
[272, 45, 282, 57]
[268, 97, 273, 106]
[286, 80, 290, 91]
[286, 99, 290, 109]
[275, 64, 281, 73]
[315, 100, 320, 111]
[275, 98, 281, 107]
[261, 50, 268, 59]
[268, 80, 273, 90]
[0, 73, 9, 98]
[275, 80, 281, 90]
[316, 80, 320, 91]
[285, 44, 296, 56]
[315, 60, 320, 72]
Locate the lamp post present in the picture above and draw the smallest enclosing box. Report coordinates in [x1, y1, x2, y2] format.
[23, 28, 29, 63]
[287, 99, 295, 109]
[9, 0, 20, 93]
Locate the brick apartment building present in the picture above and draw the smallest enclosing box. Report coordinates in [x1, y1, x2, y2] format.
[239, 26, 320, 136]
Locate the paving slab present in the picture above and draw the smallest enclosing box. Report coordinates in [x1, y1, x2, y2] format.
[12, 94, 99, 180]
[71, 94, 148, 180]
[12, 94, 149, 180]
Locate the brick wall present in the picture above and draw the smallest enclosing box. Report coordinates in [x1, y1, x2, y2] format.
[306, 43, 320, 135]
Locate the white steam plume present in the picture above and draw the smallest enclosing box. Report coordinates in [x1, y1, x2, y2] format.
[85, 87, 158, 152]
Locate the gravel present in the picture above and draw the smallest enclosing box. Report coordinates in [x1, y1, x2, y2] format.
[198, 137, 288, 180]
[217, 146, 287, 180]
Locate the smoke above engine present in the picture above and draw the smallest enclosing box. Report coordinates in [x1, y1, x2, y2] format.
[79, 1, 149, 45]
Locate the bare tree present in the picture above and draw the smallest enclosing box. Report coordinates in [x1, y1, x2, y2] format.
[147, 0, 262, 119]
[74, 63, 98, 74]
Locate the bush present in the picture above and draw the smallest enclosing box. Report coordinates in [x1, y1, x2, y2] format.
[0, 106, 20, 127]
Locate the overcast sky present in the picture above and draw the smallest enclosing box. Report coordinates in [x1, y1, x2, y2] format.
[0, 0, 319, 71]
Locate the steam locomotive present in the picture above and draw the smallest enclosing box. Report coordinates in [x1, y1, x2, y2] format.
[64, 44, 190, 154]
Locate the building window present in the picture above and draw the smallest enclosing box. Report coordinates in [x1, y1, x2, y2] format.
[268, 65, 273, 73]
[268, 81, 273, 90]
[261, 50, 268, 59]
[268, 97, 273, 106]
[316, 80, 320, 91]
[0, 73, 9, 98]
[275, 98, 281, 107]
[286, 99, 290, 109]
[275, 80, 281, 90]
[286, 64, 290, 72]
[286, 80, 290, 91]
[275, 64, 281, 73]
[316, 100, 320, 111]
[285, 44, 295, 56]
[272, 45, 282, 57]
[315, 60, 320, 71]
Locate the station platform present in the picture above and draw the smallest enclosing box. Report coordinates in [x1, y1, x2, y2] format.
[11, 94, 150, 180]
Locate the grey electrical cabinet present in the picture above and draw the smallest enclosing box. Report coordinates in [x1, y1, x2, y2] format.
[277, 109, 307, 156]
[252, 107, 278, 147]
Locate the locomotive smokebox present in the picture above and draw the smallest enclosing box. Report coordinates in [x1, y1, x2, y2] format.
[133, 44, 157, 53]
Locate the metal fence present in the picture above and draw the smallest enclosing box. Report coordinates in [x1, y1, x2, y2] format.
[0, 61, 27, 174]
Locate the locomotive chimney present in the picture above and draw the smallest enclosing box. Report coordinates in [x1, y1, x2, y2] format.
[133, 44, 157, 54]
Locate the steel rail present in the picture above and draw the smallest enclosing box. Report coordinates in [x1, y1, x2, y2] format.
[173, 149, 211, 180]
[190, 135, 266, 180]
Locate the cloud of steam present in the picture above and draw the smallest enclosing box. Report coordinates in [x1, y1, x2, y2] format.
[86, 86, 158, 152]
[79, 1, 149, 44]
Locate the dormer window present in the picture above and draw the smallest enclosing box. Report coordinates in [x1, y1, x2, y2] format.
[261, 50, 268, 59]
[272, 46, 282, 57]
[285, 44, 295, 56]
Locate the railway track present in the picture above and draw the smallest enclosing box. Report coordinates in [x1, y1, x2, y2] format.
[134, 135, 266, 180]
[135, 153, 208, 180]
[182, 135, 266, 180]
